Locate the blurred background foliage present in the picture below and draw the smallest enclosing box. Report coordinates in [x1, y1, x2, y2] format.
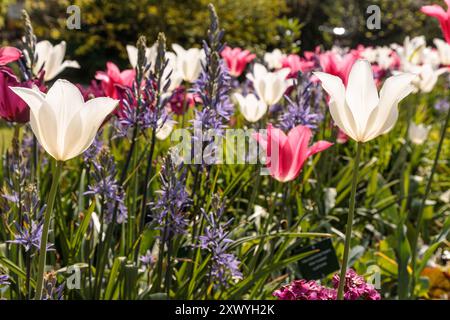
[0, 0, 444, 82]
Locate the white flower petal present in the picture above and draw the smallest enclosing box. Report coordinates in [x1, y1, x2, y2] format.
[8, 86, 46, 113]
[34, 40, 52, 75]
[345, 60, 379, 137]
[364, 73, 415, 140]
[314, 71, 357, 139]
[37, 102, 60, 160]
[126, 45, 138, 68]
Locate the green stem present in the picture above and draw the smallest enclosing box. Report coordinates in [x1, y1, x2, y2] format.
[409, 104, 450, 298]
[34, 160, 63, 300]
[138, 126, 156, 234]
[337, 142, 362, 300]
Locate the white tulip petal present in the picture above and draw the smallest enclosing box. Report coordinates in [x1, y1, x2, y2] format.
[345, 60, 379, 136]
[29, 111, 46, 154]
[8, 86, 46, 113]
[34, 40, 52, 75]
[276, 68, 290, 80]
[45, 41, 66, 81]
[8, 86, 50, 154]
[270, 77, 284, 106]
[61, 60, 80, 69]
[156, 119, 176, 140]
[126, 45, 138, 68]
[364, 73, 415, 139]
[171, 43, 185, 56]
[72, 97, 118, 158]
[37, 102, 60, 160]
[235, 93, 267, 122]
[46, 79, 85, 120]
[313, 71, 357, 139]
[253, 63, 268, 80]
[254, 79, 266, 105]
[61, 112, 84, 160]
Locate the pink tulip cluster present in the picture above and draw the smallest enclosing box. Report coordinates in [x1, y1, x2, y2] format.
[281, 54, 315, 78]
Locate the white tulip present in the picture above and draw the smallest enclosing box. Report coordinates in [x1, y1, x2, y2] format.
[404, 63, 447, 93]
[422, 47, 441, 69]
[172, 44, 204, 83]
[264, 49, 285, 70]
[10, 79, 118, 161]
[377, 47, 396, 70]
[392, 36, 426, 66]
[361, 47, 377, 63]
[156, 118, 177, 140]
[246, 63, 293, 107]
[163, 52, 183, 92]
[126, 43, 157, 69]
[362, 46, 396, 70]
[408, 122, 430, 145]
[434, 38, 450, 66]
[34, 41, 80, 82]
[234, 93, 267, 123]
[127, 45, 182, 93]
[314, 59, 415, 142]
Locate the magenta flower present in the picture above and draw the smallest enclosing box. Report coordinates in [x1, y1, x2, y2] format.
[221, 46, 256, 77]
[0, 68, 30, 123]
[332, 269, 381, 300]
[274, 269, 381, 300]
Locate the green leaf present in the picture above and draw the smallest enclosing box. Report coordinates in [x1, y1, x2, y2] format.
[0, 255, 35, 287]
[71, 199, 96, 255]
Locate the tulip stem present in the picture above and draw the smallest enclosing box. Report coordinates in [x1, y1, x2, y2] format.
[409, 104, 450, 298]
[337, 142, 362, 300]
[35, 160, 63, 300]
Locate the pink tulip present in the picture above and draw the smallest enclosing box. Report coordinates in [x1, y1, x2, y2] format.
[95, 62, 135, 99]
[281, 54, 315, 78]
[221, 46, 256, 77]
[421, 1, 450, 44]
[254, 124, 333, 182]
[0, 47, 21, 66]
[318, 50, 359, 86]
[303, 46, 321, 62]
[336, 129, 349, 144]
[0, 68, 29, 123]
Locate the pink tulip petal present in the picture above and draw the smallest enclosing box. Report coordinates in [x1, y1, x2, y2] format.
[0, 47, 21, 65]
[421, 5, 447, 19]
[306, 141, 334, 158]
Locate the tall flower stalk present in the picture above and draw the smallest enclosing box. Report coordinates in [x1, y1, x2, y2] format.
[336, 142, 362, 299]
[34, 160, 62, 300]
[139, 32, 170, 235]
[11, 79, 118, 299]
[315, 59, 415, 300]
